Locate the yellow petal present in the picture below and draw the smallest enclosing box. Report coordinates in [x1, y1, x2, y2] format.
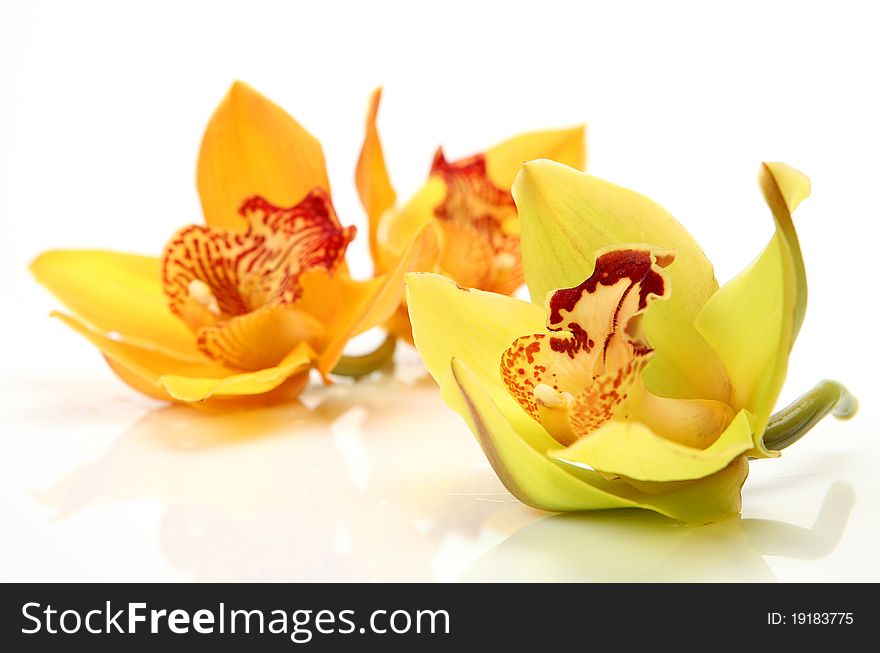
[629, 390, 737, 448]
[512, 160, 729, 403]
[197, 81, 330, 231]
[161, 343, 314, 403]
[406, 272, 558, 443]
[550, 409, 755, 482]
[448, 357, 747, 524]
[484, 125, 587, 189]
[356, 87, 397, 264]
[631, 455, 748, 524]
[31, 250, 202, 361]
[53, 311, 313, 404]
[694, 163, 809, 455]
[299, 224, 439, 377]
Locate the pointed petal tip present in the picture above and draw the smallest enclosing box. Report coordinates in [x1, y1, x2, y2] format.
[28, 249, 52, 279]
[513, 158, 582, 196]
[29, 248, 78, 280]
[227, 79, 259, 100]
[402, 270, 419, 286]
[364, 86, 384, 120]
[760, 162, 812, 212]
[564, 122, 587, 143]
[519, 157, 567, 176]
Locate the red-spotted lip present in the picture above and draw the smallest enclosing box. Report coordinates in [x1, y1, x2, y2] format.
[501, 247, 673, 442]
[548, 248, 671, 326]
[161, 187, 355, 327]
[430, 148, 516, 224]
[429, 148, 523, 295]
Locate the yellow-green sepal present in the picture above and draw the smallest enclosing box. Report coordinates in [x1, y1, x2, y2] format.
[694, 163, 809, 456]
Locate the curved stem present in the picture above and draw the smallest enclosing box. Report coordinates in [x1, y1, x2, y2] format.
[762, 380, 858, 452]
[330, 333, 397, 378]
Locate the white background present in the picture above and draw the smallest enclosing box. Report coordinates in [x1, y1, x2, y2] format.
[0, 0, 878, 581]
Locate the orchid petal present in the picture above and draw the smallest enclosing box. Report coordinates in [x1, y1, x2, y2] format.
[406, 272, 548, 440]
[550, 409, 755, 482]
[31, 250, 202, 361]
[52, 312, 313, 403]
[694, 163, 809, 455]
[356, 87, 397, 264]
[197, 82, 330, 231]
[512, 160, 729, 403]
[301, 224, 439, 377]
[377, 177, 445, 270]
[484, 125, 586, 189]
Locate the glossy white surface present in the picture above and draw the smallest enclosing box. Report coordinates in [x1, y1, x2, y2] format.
[1, 0, 878, 582]
[0, 345, 876, 582]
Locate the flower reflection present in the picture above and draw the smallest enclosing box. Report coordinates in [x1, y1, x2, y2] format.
[462, 481, 855, 582]
[41, 358, 855, 582]
[41, 360, 526, 581]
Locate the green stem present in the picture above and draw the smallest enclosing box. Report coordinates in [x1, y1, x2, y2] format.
[330, 333, 397, 378]
[762, 380, 858, 452]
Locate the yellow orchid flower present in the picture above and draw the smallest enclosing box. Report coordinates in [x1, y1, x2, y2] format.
[31, 82, 434, 407]
[406, 159, 857, 524]
[356, 89, 586, 341]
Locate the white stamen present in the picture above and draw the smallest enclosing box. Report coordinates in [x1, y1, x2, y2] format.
[534, 383, 569, 408]
[494, 252, 518, 269]
[188, 279, 220, 316]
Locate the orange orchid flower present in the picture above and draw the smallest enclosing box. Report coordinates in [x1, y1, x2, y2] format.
[355, 88, 586, 342]
[31, 82, 434, 407]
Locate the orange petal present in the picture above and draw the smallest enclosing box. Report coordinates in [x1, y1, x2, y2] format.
[197, 81, 330, 231]
[54, 311, 314, 404]
[106, 355, 309, 409]
[53, 311, 229, 394]
[484, 125, 587, 189]
[430, 149, 523, 294]
[356, 87, 397, 265]
[384, 303, 416, 345]
[196, 304, 325, 371]
[298, 223, 440, 376]
[376, 178, 446, 275]
[435, 220, 495, 289]
[159, 343, 313, 403]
